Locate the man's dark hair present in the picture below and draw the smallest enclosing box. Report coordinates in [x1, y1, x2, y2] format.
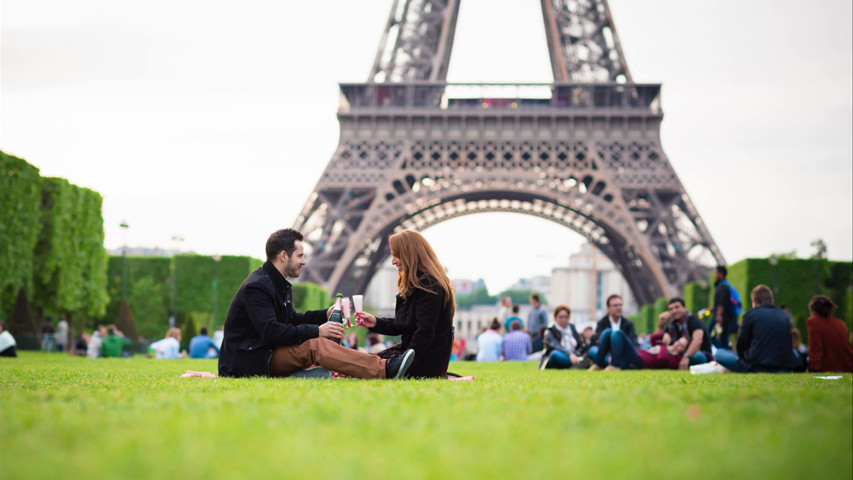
[510, 320, 522, 331]
[809, 295, 837, 318]
[490, 318, 501, 330]
[668, 297, 686, 307]
[266, 228, 304, 261]
[512, 304, 520, 314]
[531, 293, 541, 303]
[716, 265, 728, 277]
[199, 327, 208, 336]
[606, 294, 622, 307]
[751, 285, 773, 306]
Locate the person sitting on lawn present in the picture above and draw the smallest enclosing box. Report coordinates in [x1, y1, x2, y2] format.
[189, 327, 220, 359]
[657, 297, 713, 369]
[218, 228, 414, 379]
[476, 319, 503, 362]
[589, 331, 689, 371]
[101, 326, 132, 358]
[713, 285, 801, 373]
[150, 328, 186, 359]
[589, 294, 639, 360]
[539, 305, 584, 369]
[806, 295, 853, 372]
[502, 320, 531, 361]
[0, 321, 17, 357]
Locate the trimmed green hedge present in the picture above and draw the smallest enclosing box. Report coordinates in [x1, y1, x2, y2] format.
[103, 255, 265, 338]
[0, 151, 41, 318]
[292, 282, 330, 312]
[724, 258, 852, 341]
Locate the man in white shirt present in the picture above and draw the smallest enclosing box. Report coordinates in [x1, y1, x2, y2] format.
[589, 294, 638, 359]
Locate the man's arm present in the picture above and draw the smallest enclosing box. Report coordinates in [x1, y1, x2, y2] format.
[244, 284, 319, 345]
[679, 329, 704, 370]
[736, 313, 753, 358]
[656, 312, 670, 333]
[625, 320, 639, 346]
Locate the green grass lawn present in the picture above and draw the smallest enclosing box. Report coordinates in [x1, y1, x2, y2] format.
[2, 352, 851, 480]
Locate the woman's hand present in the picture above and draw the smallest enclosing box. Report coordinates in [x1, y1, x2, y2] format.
[355, 312, 376, 328]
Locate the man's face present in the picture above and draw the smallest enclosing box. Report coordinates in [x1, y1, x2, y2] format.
[530, 296, 539, 307]
[607, 298, 623, 319]
[667, 302, 687, 321]
[283, 241, 307, 278]
[714, 270, 724, 282]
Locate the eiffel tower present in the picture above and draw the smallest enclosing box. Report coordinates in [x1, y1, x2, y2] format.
[293, 0, 725, 305]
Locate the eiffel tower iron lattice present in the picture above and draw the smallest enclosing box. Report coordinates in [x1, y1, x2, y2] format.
[292, 0, 725, 305]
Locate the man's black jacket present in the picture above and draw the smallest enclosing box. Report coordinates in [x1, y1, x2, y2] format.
[218, 261, 326, 377]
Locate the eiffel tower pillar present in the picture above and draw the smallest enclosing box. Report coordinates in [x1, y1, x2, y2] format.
[292, 0, 725, 305]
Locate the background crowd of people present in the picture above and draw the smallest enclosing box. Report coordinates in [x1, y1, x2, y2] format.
[472, 266, 853, 374]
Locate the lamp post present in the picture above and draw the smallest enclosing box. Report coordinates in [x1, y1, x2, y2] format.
[120, 221, 130, 300]
[769, 255, 778, 294]
[171, 235, 184, 326]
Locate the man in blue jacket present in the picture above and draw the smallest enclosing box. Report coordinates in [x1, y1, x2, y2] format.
[218, 228, 413, 379]
[189, 327, 219, 358]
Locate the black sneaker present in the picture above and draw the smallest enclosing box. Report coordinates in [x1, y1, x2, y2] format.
[385, 349, 415, 379]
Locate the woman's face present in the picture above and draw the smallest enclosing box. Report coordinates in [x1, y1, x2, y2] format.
[555, 309, 570, 328]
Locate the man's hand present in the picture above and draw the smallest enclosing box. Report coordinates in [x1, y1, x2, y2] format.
[657, 311, 671, 332]
[318, 321, 344, 340]
[678, 356, 690, 370]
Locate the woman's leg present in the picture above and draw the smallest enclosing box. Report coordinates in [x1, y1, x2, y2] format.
[545, 350, 574, 369]
[609, 330, 643, 369]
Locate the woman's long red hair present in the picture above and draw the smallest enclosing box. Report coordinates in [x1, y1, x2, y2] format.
[389, 230, 455, 316]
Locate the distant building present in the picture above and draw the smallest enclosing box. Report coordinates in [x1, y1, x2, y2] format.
[507, 275, 551, 302]
[364, 260, 399, 317]
[550, 243, 636, 324]
[451, 278, 486, 296]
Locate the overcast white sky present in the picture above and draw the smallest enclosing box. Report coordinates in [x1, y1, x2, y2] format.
[2, 0, 851, 294]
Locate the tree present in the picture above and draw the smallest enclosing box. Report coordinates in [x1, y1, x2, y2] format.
[0, 151, 41, 316]
[116, 299, 138, 342]
[129, 277, 169, 340]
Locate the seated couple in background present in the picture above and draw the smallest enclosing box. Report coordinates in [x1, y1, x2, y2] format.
[712, 287, 850, 373]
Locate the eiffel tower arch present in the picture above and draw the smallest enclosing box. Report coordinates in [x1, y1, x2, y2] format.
[293, 0, 725, 305]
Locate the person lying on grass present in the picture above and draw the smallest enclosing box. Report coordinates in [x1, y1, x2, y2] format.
[589, 330, 689, 371]
[218, 228, 414, 380]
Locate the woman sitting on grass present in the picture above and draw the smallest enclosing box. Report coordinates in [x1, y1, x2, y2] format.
[539, 305, 589, 369]
[589, 330, 688, 371]
[806, 295, 853, 373]
[149, 328, 186, 359]
[356, 230, 455, 378]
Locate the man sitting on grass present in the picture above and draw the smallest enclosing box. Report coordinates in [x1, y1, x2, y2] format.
[713, 285, 801, 373]
[218, 228, 414, 380]
[657, 297, 713, 369]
